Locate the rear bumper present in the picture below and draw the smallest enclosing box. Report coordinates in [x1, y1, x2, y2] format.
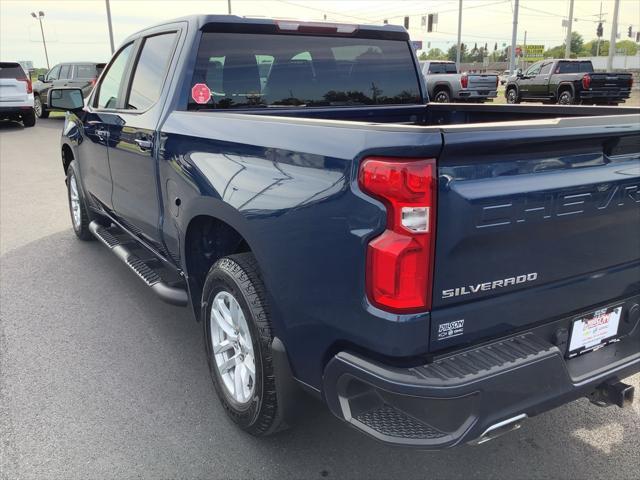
[580, 90, 631, 101]
[457, 90, 498, 100]
[323, 323, 640, 448]
[0, 105, 34, 116]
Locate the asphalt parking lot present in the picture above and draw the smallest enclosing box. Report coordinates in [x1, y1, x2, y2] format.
[1, 117, 639, 480]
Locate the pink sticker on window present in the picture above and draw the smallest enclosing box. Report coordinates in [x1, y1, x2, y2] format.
[191, 83, 211, 104]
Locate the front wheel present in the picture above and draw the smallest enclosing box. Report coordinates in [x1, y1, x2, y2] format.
[66, 161, 93, 240]
[506, 88, 520, 104]
[34, 95, 49, 119]
[203, 253, 287, 436]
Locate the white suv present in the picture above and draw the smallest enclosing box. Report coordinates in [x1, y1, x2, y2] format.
[0, 62, 36, 127]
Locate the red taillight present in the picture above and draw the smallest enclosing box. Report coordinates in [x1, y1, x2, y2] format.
[460, 74, 468, 89]
[495, 76, 499, 88]
[629, 77, 634, 89]
[90, 78, 97, 87]
[582, 74, 591, 90]
[18, 77, 32, 94]
[359, 157, 437, 313]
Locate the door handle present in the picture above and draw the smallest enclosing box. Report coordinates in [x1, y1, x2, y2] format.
[134, 138, 153, 151]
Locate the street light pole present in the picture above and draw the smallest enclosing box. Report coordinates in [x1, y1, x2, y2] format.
[455, 0, 462, 67]
[607, 0, 620, 70]
[564, 0, 575, 58]
[31, 11, 50, 69]
[509, 0, 519, 74]
[227, 0, 232, 14]
[105, 0, 115, 55]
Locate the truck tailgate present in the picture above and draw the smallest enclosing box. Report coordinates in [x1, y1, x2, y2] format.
[589, 72, 632, 91]
[430, 114, 640, 351]
[467, 74, 497, 91]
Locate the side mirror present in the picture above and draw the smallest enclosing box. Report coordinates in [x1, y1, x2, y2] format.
[38, 74, 46, 82]
[516, 72, 524, 79]
[48, 88, 84, 111]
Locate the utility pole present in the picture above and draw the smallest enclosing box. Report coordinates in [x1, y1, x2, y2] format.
[596, 1, 603, 56]
[105, 0, 115, 55]
[523, 30, 527, 69]
[564, 0, 575, 58]
[456, 0, 463, 67]
[607, 0, 620, 70]
[30, 11, 49, 69]
[227, 0, 232, 14]
[509, 0, 519, 74]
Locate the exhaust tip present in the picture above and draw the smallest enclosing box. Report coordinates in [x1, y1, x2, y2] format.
[470, 414, 527, 445]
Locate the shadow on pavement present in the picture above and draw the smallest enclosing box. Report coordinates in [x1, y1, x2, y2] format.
[1, 230, 638, 479]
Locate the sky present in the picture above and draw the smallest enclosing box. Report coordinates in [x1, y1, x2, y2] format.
[1, 0, 639, 68]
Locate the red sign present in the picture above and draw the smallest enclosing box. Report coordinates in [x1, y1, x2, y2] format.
[191, 83, 211, 104]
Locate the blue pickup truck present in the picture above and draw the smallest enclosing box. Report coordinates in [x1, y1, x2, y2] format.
[48, 15, 640, 448]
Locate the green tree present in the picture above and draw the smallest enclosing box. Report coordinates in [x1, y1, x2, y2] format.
[544, 32, 585, 59]
[447, 44, 467, 62]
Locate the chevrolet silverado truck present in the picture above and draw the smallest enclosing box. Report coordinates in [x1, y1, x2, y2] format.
[48, 15, 640, 449]
[505, 59, 633, 106]
[420, 60, 498, 102]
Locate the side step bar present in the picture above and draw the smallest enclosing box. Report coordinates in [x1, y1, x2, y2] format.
[89, 221, 189, 307]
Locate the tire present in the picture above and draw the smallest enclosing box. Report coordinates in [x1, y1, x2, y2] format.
[202, 253, 286, 436]
[22, 108, 36, 127]
[66, 161, 93, 240]
[34, 95, 49, 119]
[506, 87, 520, 104]
[557, 89, 574, 105]
[433, 89, 451, 103]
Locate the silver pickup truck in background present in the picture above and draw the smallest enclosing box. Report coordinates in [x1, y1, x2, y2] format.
[420, 61, 498, 103]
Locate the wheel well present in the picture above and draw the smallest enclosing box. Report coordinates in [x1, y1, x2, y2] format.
[558, 84, 573, 96]
[62, 144, 74, 173]
[184, 215, 251, 320]
[433, 84, 450, 94]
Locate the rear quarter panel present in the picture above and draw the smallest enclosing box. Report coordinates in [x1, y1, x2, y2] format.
[158, 112, 443, 387]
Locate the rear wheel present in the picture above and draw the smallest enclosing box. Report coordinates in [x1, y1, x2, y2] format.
[506, 87, 520, 104]
[433, 89, 451, 103]
[557, 89, 574, 105]
[34, 95, 49, 119]
[203, 253, 286, 436]
[22, 109, 36, 127]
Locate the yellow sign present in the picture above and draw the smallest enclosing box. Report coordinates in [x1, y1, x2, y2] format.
[520, 44, 545, 62]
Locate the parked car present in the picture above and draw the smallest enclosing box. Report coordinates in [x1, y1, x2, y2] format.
[420, 60, 498, 102]
[48, 15, 640, 449]
[499, 69, 513, 85]
[505, 59, 633, 105]
[33, 62, 105, 118]
[0, 62, 35, 127]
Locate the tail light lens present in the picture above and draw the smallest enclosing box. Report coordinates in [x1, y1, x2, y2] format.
[629, 77, 634, 89]
[359, 157, 437, 313]
[90, 78, 97, 87]
[495, 76, 499, 88]
[582, 74, 591, 90]
[460, 74, 468, 89]
[18, 77, 32, 94]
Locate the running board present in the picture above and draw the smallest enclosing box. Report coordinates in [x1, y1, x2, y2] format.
[89, 221, 189, 307]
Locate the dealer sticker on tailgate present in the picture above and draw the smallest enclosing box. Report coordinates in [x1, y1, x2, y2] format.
[567, 306, 622, 358]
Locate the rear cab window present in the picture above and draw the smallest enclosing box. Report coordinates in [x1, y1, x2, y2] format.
[427, 63, 457, 74]
[188, 31, 422, 110]
[556, 61, 594, 74]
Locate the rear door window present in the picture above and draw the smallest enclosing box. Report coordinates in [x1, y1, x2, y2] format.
[95, 43, 133, 109]
[75, 64, 96, 79]
[125, 32, 178, 111]
[540, 62, 553, 75]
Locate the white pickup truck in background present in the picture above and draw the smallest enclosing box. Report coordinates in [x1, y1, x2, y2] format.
[420, 60, 498, 103]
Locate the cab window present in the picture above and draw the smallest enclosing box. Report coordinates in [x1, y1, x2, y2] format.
[540, 62, 553, 75]
[95, 43, 133, 109]
[59, 64, 72, 80]
[525, 62, 542, 76]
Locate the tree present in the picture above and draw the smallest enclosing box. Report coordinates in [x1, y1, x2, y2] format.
[425, 48, 446, 60]
[447, 44, 468, 61]
[544, 32, 585, 59]
[570, 32, 584, 56]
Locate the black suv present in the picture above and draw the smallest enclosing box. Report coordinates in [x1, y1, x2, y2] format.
[33, 62, 105, 118]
